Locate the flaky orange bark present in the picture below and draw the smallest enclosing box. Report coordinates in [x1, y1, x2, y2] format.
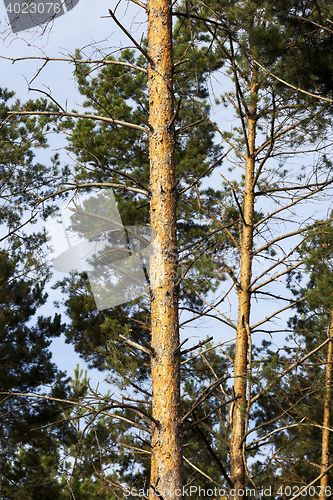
[148, 0, 182, 498]
[319, 312, 333, 500]
[230, 77, 258, 497]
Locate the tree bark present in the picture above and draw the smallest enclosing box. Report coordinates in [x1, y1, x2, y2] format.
[319, 312, 333, 500]
[230, 77, 258, 498]
[148, 0, 182, 499]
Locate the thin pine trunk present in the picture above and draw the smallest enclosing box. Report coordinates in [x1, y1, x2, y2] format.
[148, 0, 182, 498]
[319, 313, 333, 500]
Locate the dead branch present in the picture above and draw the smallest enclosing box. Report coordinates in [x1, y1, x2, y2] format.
[245, 419, 306, 448]
[108, 9, 152, 65]
[129, 0, 148, 9]
[253, 58, 333, 104]
[251, 241, 306, 289]
[255, 218, 333, 255]
[254, 179, 333, 229]
[0, 55, 147, 73]
[251, 336, 333, 404]
[181, 336, 214, 355]
[251, 298, 304, 330]
[181, 375, 230, 422]
[194, 291, 237, 330]
[193, 415, 233, 488]
[181, 337, 236, 365]
[183, 456, 227, 489]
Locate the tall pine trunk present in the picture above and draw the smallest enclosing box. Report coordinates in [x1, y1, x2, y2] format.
[148, 0, 182, 498]
[319, 312, 333, 499]
[230, 75, 258, 497]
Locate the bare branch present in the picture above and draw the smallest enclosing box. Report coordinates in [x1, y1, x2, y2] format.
[108, 9, 152, 65]
[184, 398, 238, 430]
[181, 336, 214, 356]
[194, 291, 237, 330]
[255, 180, 333, 197]
[246, 419, 305, 448]
[287, 462, 333, 500]
[254, 218, 333, 255]
[181, 338, 236, 365]
[129, 0, 148, 10]
[0, 55, 147, 73]
[181, 375, 230, 422]
[250, 298, 304, 330]
[183, 456, 227, 489]
[251, 239, 306, 288]
[200, 421, 230, 448]
[251, 259, 304, 292]
[193, 417, 233, 488]
[0, 391, 151, 432]
[253, 58, 333, 104]
[177, 117, 206, 134]
[254, 179, 333, 229]
[119, 335, 152, 356]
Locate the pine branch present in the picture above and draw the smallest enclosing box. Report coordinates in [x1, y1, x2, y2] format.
[7, 110, 148, 132]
